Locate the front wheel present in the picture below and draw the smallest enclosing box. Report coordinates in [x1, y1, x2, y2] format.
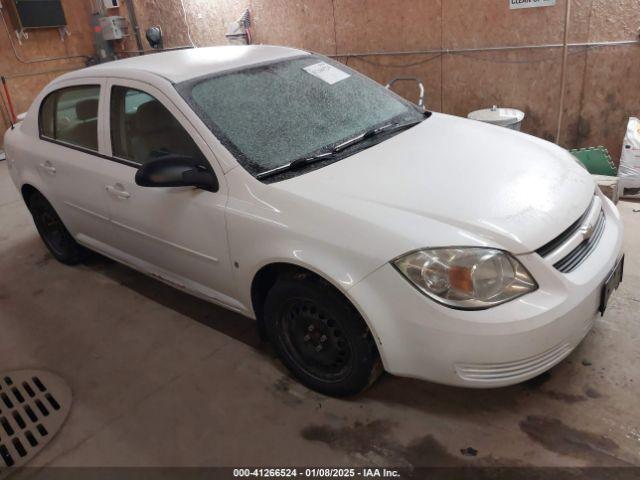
[27, 191, 89, 265]
[264, 276, 381, 397]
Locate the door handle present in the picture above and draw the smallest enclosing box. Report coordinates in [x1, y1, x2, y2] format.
[105, 184, 131, 199]
[39, 161, 56, 175]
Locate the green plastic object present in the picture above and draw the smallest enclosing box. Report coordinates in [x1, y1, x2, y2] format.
[570, 146, 617, 176]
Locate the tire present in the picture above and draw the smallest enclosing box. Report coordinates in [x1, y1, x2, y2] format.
[26, 191, 89, 265]
[264, 276, 381, 397]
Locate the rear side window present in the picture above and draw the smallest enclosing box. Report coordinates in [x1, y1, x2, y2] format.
[110, 86, 204, 165]
[39, 85, 100, 151]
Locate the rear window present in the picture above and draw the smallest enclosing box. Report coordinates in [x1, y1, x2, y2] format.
[39, 85, 100, 151]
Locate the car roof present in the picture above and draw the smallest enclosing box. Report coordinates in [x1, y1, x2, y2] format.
[56, 45, 310, 84]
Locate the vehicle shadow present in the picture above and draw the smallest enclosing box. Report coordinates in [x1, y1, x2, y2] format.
[80, 253, 267, 352]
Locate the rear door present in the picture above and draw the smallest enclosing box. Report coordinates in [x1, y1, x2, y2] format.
[34, 79, 115, 246]
[102, 79, 237, 309]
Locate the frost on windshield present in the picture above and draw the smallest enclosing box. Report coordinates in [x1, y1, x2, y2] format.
[187, 56, 420, 176]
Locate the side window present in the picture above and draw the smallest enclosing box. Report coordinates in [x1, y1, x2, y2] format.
[110, 86, 204, 165]
[39, 85, 100, 151]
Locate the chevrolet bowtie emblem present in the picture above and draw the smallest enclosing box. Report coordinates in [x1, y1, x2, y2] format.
[580, 222, 595, 240]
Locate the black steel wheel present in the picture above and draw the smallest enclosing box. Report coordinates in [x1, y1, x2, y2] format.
[264, 276, 381, 397]
[27, 191, 88, 265]
[280, 298, 353, 382]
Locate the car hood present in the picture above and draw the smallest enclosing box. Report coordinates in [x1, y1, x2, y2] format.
[273, 112, 596, 254]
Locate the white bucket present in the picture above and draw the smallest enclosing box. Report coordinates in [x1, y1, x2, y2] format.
[468, 105, 525, 131]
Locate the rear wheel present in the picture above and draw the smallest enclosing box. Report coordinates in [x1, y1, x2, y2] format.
[27, 191, 89, 265]
[264, 276, 381, 397]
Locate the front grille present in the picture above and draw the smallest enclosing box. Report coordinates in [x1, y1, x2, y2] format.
[554, 210, 606, 273]
[455, 343, 573, 383]
[535, 194, 606, 274]
[0, 370, 71, 468]
[536, 197, 594, 257]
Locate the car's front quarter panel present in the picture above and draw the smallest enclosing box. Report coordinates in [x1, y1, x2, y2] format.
[223, 167, 499, 320]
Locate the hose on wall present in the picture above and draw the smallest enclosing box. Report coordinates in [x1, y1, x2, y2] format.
[179, 0, 196, 47]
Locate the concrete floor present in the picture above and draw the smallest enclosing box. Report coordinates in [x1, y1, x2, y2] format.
[0, 160, 639, 468]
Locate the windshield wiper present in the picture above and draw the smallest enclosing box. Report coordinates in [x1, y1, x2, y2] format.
[331, 122, 396, 153]
[332, 119, 424, 153]
[256, 118, 424, 180]
[256, 150, 338, 180]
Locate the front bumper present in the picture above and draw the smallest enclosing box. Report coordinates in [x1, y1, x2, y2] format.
[348, 194, 624, 387]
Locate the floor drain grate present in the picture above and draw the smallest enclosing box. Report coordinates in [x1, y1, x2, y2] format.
[0, 370, 71, 470]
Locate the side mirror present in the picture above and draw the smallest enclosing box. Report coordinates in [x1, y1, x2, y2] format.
[135, 155, 219, 192]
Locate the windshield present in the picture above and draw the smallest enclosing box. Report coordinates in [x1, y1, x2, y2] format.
[177, 55, 425, 178]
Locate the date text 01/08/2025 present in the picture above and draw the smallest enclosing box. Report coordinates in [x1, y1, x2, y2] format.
[232, 468, 401, 478]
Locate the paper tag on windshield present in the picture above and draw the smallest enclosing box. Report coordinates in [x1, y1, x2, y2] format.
[303, 62, 350, 85]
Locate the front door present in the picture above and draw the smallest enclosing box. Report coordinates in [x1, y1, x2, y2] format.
[101, 79, 237, 309]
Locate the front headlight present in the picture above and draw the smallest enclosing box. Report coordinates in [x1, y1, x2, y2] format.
[393, 248, 537, 310]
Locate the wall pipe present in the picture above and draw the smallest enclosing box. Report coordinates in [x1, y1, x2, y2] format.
[555, 0, 572, 144]
[328, 39, 638, 59]
[0, 83, 12, 127]
[4, 66, 78, 79]
[1, 76, 16, 125]
[123, 0, 145, 54]
[117, 45, 195, 55]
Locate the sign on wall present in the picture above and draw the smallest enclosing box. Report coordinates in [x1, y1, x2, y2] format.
[510, 0, 556, 9]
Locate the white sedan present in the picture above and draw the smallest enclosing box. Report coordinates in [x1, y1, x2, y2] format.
[4, 45, 624, 396]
